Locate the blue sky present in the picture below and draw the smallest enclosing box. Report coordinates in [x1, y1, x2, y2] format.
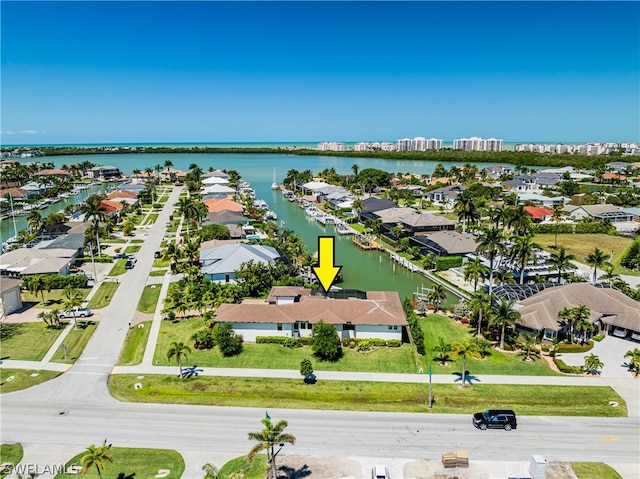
[1, 1, 638, 144]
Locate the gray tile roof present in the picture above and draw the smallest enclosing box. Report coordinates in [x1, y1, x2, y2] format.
[517, 284, 640, 333]
[199, 243, 282, 276]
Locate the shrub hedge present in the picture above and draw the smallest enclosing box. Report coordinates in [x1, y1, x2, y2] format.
[556, 341, 593, 353]
[22, 274, 88, 290]
[435, 256, 463, 271]
[554, 358, 583, 374]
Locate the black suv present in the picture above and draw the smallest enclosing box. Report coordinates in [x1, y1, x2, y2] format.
[472, 409, 517, 431]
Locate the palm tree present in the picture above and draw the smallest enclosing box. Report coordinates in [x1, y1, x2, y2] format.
[476, 226, 506, 297]
[584, 353, 604, 375]
[62, 287, 83, 329]
[521, 332, 539, 361]
[491, 298, 521, 350]
[468, 290, 491, 337]
[427, 284, 447, 313]
[351, 163, 360, 178]
[351, 196, 364, 223]
[572, 305, 591, 343]
[167, 341, 191, 379]
[557, 306, 576, 343]
[463, 257, 489, 292]
[164, 242, 183, 274]
[202, 463, 220, 479]
[586, 247, 608, 285]
[453, 189, 477, 233]
[164, 159, 174, 169]
[599, 266, 620, 284]
[624, 348, 640, 377]
[247, 417, 296, 479]
[81, 194, 107, 255]
[28, 275, 49, 305]
[26, 210, 43, 233]
[450, 339, 480, 388]
[432, 337, 452, 365]
[506, 205, 533, 236]
[549, 247, 576, 284]
[80, 442, 113, 479]
[509, 234, 539, 284]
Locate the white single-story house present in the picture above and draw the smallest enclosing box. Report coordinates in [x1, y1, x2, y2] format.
[199, 243, 283, 283]
[215, 287, 407, 342]
[0, 248, 79, 277]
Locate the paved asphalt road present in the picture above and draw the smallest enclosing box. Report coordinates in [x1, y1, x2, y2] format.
[1, 185, 640, 478]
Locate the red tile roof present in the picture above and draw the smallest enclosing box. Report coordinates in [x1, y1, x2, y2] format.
[523, 206, 553, 219]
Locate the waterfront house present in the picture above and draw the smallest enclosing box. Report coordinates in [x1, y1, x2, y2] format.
[201, 184, 236, 197]
[214, 287, 407, 342]
[33, 169, 71, 178]
[203, 198, 243, 214]
[398, 212, 456, 236]
[202, 176, 230, 186]
[159, 167, 186, 183]
[409, 230, 478, 257]
[484, 165, 513, 179]
[516, 193, 567, 207]
[199, 243, 283, 283]
[516, 283, 640, 342]
[87, 166, 122, 180]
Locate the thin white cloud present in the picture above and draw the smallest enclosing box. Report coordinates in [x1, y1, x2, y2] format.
[0, 130, 16, 135]
[20, 130, 39, 134]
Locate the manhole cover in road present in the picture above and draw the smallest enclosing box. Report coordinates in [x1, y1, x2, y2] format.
[58, 410, 68, 416]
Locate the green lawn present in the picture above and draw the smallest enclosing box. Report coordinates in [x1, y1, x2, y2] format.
[153, 257, 171, 268]
[131, 239, 145, 243]
[86, 281, 119, 309]
[572, 462, 623, 479]
[0, 443, 23, 478]
[142, 213, 159, 225]
[54, 447, 184, 479]
[137, 285, 162, 314]
[219, 455, 268, 479]
[117, 321, 152, 366]
[533, 233, 633, 273]
[0, 370, 61, 394]
[50, 322, 98, 363]
[420, 314, 560, 376]
[22, 288, 91, 308]
[154, 318, 420, 372]
[108, 259, 128, 276]
[158, 195, 169, 203]
[109, 374, 626, 416]
[0, 322, 66, 360]
[149, 269, 167, 276]
[124, 245, 142, 254]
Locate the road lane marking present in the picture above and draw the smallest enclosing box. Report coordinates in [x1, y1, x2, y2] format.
[601, 436, 619, 441]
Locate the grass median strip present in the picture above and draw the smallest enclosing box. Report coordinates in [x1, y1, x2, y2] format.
[108, 259, 128, 276]
[51, 322, 98, 363]
[137, 285, 162, 314]
[54, 447, 184, 479]
[86, 281, 119, 309]
[108, 375, 626, 416]
[0, 443, 23, 479]
[0, 370, 62, 394]
[118, 321, 152, 365]
[571, 462, 623, 479]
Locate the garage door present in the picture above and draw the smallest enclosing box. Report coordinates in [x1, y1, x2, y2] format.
[2, 290, 21, 314]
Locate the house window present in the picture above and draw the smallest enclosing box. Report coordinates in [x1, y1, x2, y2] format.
[388, 325, 398, 330]
[225, 274, 230, 283]
[277, 323, 283, 331]
[343, 323, 355, 331]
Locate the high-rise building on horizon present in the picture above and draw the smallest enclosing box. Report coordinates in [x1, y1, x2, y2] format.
[453, 137, 503, 152]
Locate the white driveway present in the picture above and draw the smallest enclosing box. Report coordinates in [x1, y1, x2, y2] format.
[558, 335, 638, 378]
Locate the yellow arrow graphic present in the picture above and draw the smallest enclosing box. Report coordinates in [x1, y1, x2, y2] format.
[313, 236, 342, 293]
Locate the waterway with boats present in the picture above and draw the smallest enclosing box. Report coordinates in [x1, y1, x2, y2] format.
[3, 153, 509, 304]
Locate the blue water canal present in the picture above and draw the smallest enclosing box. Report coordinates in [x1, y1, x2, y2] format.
[4, 153, 500, 304]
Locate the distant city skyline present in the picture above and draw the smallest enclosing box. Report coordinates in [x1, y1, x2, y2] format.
[1, 1, 638, 144]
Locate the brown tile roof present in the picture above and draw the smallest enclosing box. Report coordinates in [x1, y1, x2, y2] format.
[517, 284, 640, 332]
[33, 169, 70, 176]
[266, 287, 312, 303]
[0, 187, 29, 198]
[216, 291, 407, 327]
[106, 190, 138, 200]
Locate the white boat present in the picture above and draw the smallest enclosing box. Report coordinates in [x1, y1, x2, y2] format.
[271, 167, 278, 190]
[265, 210, 278, 221]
